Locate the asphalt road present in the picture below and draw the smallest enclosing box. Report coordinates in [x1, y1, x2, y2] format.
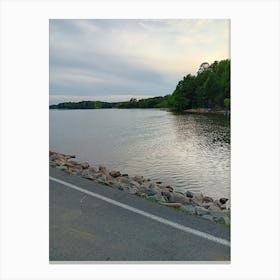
[49, 167, 230, 262]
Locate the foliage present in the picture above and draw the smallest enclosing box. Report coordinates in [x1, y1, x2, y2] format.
[116, 96, 170, 109]
[168, 59, 230, 112]
[49, 100, 116, 109]
[224, 98, 230, 110]
[49, 60, 230, 112]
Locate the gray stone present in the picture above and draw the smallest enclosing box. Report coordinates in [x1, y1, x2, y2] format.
[148, 193, 166, 202]
[81, 162, 90, 169]
[89, 167, 97, 173]
[202, 214, 214, 221]
[208, 204, 221, 211]
[126, 187, 138, 195]
[111, 183, 123, 191]
[133, 176, 144, 184]
[195, 206, 210, 216]
[215, 215, 230, 225]
[185, 190, 194, 198]
[160, 202, 182, 208]
[219, 198, 229, 204]
[99, 165, 107, 172]
[193, 192, 204, 202]
[129, 180, 140, 188]
[161, 190, 172, 201]
[57, 165, 67, 171]
[139, 183, 160, 196]
[109, 170, 121, 178]
[165, 186, 173, 192]
[96, 174, 107, 184]
[169, 192, 190, 205]
[202, 202, 214, 209]
[203, 196, 214, 203]
[118, 177, 131, 185]
[180, 205, 196, 215]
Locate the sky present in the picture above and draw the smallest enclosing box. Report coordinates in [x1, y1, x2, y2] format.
[49, 19, 230, 104]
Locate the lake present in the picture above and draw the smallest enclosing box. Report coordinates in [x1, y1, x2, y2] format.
[49, 109, 230, 199]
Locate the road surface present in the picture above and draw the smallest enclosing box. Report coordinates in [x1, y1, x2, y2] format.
[49, 167, 230, 262]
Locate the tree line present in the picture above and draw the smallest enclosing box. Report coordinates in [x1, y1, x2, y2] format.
[167, 59, 230, 112]
[50, 59, 230, 112]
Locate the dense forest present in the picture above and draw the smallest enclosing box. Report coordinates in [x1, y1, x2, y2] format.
[50, 59, 230, 113]
[168, 59, 230, 112]
[116, 96, 169, 109]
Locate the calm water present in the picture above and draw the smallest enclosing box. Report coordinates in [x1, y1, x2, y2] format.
[50, 109, 230, 199]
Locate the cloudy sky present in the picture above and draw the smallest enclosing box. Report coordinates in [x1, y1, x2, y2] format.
[49, 19, 230, 104]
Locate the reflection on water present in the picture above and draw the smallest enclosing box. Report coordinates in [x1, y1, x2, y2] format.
[50, 109, 230, 199]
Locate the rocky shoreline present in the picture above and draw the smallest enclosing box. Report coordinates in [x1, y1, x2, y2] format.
[49, 151, 230, 226]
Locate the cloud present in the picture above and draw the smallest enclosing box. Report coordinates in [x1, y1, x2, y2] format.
[49, 19, 230, 102]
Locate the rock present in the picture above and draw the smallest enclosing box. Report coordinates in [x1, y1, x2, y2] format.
[64, 161, 75, 168]
[219, 204, 227, 210]
[193, 192, 204, 202]
[208, 204, 221, 212]
[148, 193, 166, 202]
[215, 215, 230, 225]
[54, 159, 66, 166]
[68, 160, 79, 165]
[160, 187, 172, 193]
[65, 154, 75, 159]
[109, 170, 121, 178]
[99, 165, 107, 172]
[165, 186, 173, 192]
[139, 183, 160, 196]
[111, 183, 123, 190]
[219, 198, 229, 204]
[169, 192, 191, 205]
[202, 214, 214, 222]
[189, 198, 202, 207]
[202, 202, 214, 209]
[57, 165, 67, 171]
[129, 180, 140, 188]
[185, 190, 194, 198]
[118, 177, 131, 185]
[89, 167, 97, 173]
[225, 200, 231, 210]
[221, 210, 230, 217]
[203, 196, 214, 203]
[195, 206, 210, 216]
[81, 162, 90, 169]
[160, 202, 182, 208]
[133, 175, 144, 184]
[83, 174, 95, 180]
[161, 190, 171, 201]
[180, 205, 196, 215]
[126, 186, 138, 195]
[96, 174, 107, 184]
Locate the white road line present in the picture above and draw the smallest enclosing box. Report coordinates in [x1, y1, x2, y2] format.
[50, 176, 230, 248]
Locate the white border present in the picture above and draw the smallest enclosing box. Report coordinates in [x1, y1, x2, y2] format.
[1, 0, 279, 279]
